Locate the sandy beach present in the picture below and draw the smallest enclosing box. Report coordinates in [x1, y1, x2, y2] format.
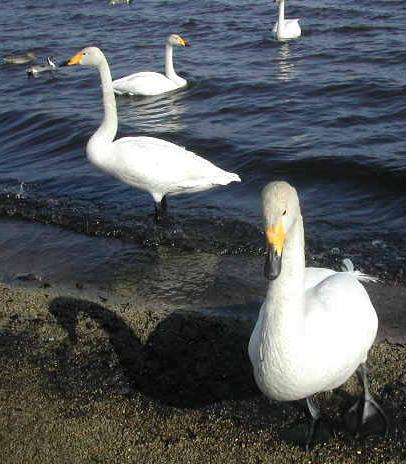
[1, 280, 405, 464]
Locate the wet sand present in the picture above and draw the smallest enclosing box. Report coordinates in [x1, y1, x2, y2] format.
[1, 283, 405, 463]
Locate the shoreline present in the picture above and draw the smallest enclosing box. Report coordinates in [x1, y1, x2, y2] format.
[1, 283, 405, 463]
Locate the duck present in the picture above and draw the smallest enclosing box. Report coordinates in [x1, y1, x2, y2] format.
[3, 51, 36, 65]
[272, 0, 301, 41]
[62, 47, 240, 221]
[112, 34, 189, 96]
[248, 181, 387, 449]
[26, 56, 57, 77]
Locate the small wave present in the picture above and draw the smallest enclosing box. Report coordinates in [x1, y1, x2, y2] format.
[0, 192, 264, 255]
[237, 152, 406, 195]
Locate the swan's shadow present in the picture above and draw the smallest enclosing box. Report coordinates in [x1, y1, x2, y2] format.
[47, 296, 394, 449]
[48, 297, 259, 408]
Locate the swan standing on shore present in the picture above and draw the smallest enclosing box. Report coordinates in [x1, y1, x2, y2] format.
[62, 47, 240, 221]
[113, 34, 189, 96]
[272, 0, 301, 40]
[249, 181, 387, 449]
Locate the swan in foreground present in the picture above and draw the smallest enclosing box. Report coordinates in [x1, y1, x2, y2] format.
[27, 56, 57, 77]
[62, 47, 240, 221]
[3, 51, 36, 65]
[249, 181, 387, 449]
[113, 34, 189, 96]
[272, 0, 301, 40]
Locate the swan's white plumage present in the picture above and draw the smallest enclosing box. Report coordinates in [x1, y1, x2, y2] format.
[272, 0, 301, 41]
[113, 34, 188, 96]
[249, 182, 378, 403]
[64, 47, 240, 210]
[113, 72, 182, 96]
[88, 135, 240, 203]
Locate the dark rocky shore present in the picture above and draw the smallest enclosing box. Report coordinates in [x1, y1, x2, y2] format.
[1, 282, 405, 463]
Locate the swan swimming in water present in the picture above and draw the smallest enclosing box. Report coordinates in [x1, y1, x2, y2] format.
[109, 0, 132, 4]
[26, 56, 57, 77]
[249, 181, 387, 449]
[272, 0, 301, 41]
[113, 34, 189, 97]
[62, 47, 240, 221]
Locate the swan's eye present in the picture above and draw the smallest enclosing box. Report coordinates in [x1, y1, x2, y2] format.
[282, 209, 287, 216]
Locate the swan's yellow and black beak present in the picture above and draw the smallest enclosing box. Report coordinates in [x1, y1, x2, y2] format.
[264, 223, 285, 280]
[179, 36, 190, 47]
[61, 51, 84, 67]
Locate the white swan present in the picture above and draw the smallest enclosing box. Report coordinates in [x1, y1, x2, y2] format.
[113, 34, 189, 96]
[26, 56, 57, 77]
[272, 0, 301, 41]
[110, 0, 131, 4]
[62, 47, 240, 221]
[249, 181, 387, 449]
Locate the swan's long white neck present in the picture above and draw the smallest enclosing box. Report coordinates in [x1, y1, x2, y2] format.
[92, 57, 118, 143]
[263, 214, 305, 336]
[277, 0, 285, 27]
[164, 43, 184, 85]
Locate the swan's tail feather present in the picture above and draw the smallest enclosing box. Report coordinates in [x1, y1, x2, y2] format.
[215, 172, 241, 185]
[227, 172, 241, 183]
[341, 258, 380, 283]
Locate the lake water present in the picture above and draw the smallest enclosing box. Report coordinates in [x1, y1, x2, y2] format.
[0, 0, 405, 302]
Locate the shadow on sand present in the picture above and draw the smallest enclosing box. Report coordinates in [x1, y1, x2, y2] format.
[48, 296, 259, 408]
[45, 296, 395, 450]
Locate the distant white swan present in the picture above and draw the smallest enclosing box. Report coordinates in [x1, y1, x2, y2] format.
[109, 0, 131, 4]
[113, 34, 189, 97]
[249, 181, 387, 449]
[26, 56, 57, 77]
[272, 0, 301, 40]
[62, 47, 240, 221]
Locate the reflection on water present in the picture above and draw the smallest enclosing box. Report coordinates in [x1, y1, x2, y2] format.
[276, 43, 296, 81]
[117, 91, 187, 134]
[0, 218, 222, 310]
[0, 218, 266, 312]
[110, 246, 220, 307]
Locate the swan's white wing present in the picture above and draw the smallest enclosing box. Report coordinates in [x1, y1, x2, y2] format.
[306, 274, 377, 352]
[108, 136, 240, 199]
[304, 267, 336, 291]
[274, 18, 301, 40]
[284, 19, 301, 36]
[303, 272, 378, 391]
[113, 72, 179, 96]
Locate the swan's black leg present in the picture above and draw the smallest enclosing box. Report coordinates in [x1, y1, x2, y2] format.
[154, 196, 168, 223]
[161, 195, 168, 213]
[305, 396, 321, 451]
[154, 202, 162, 223]
[347, 363, 388, 435]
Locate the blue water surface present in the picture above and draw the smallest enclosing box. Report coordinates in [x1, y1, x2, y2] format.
[0, 0, 405, 290]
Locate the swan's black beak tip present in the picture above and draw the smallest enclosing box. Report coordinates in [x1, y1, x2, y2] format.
[264, 246, 282, 280]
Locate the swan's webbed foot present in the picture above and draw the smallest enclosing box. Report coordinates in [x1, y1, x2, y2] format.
[346, 363, 388, 436]
[281, 397, 330, 450]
